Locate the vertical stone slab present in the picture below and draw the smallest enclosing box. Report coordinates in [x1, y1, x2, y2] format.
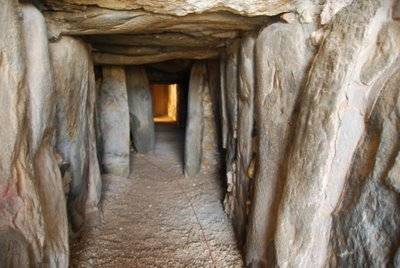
[329, 61, 400, 268]
[245, 23, 310, 267]
[126, 66, 155, 153]
[233, 33, 256, 244]
[0, 2, 69, 266]
[0, 1, 40, 266]
[275, 1, 385, 267]
[329, 21, 400, 267]
[99, 66, 130, 177]
[201, 60, 220, 172]
[51, 36, 102, 231]
[22, 5, 69, 266]
[219, 54, 228, 149]
[185, 62, 206, 176]
[223, 40, 240, 216]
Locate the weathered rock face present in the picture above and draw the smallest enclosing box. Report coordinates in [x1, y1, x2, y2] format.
[232, 33, 256, 245]
[2, 0, 400, 266]
[99, 66, 130, 177]
[0, 2, 68, 266]
[275, 1, 387, 266]
[329, 20, 400, 267]
[42, 0, 294, 16]
[51, 36, 102, 231]
[202, 60, 221, 172]
[126, 66, 155, 153]
[184, 61, 221, 176]
[245, 22, 311, 267]
[184, 63, 206, 176]
[329, 60, 400, 268]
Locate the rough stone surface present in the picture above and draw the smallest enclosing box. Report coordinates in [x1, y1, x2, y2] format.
[42, 0, 294, 16]
[23, 5, 70, 266]
[184, 63, 206, 177]
[0, 2, 68, 266]
[51, 36, 102, 231]
[275, 1, 387, 267]
[99, 66, 130, 177]
[329, 20, 400, 268]
[93, 49, 220, 66]
[245, 23, 311, 267]
[231, 33, 256, 245]
[126, 66, 155, 153]
[223, 40, 239, 218]
[201, 60, 221, 173]
[329, 59, 400, 268]
[219, 54, 229, 149]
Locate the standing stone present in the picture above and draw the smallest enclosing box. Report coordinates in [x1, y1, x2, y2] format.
[329, 20, 400, 267]
[185, 62, 207, 176]
[201, 60, 220, 172]
[219, 54, 229, 149]
[126, 66, 155, 153]
[23, 5, 69, 266]
[223, 40, 240, 217]
[275, 1, 384, 267]
[99, 66, 130, 177]
[51, 36, 102, 230]
[0, 2, 68, 266]
[233, 33, 256, 244]
[245, 23, 310, 267]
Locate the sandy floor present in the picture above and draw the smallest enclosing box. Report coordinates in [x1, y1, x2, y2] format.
[70, 125, 243, 267]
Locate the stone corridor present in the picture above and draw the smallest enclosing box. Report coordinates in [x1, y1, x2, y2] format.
[70, 126, 242, 267]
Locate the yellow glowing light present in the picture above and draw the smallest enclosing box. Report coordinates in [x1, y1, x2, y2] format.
[153, 84, 178, 123]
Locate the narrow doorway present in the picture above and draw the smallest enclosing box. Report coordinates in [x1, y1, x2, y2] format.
[150, 82, 187, 167]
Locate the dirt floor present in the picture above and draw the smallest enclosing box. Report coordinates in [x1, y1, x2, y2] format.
[70, 125, 243, 267]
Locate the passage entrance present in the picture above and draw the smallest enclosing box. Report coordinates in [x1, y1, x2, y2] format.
[151, 84, 178, 123]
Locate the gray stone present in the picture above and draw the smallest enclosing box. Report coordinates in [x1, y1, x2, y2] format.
[228, 33, 256, 245]
[245, 23, 310, 267]
[275, 1, 385, 267]
[201, 60, 220, 172]
[219, 54, 229, 149]
[23, 5, 69, 266]
[126, 66, 155, 153]
[223, 40, 239, 217]
[51, 36, 102, 230]
[99, 66, 130, 177]
[329, 63, 400, 267]
[0, 2, 69, 266]
[185, 62, 206, 176]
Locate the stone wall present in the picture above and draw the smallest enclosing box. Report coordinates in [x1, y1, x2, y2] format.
[0, 2, 68, 266]
[51, 36, 102, 231]
[1, 0, 400, 267]
[220, 0, 400, 267]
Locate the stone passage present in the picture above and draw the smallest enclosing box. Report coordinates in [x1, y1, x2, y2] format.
[71, 126, 242, 267]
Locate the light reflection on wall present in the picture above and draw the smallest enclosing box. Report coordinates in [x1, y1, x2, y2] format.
[151, 84, 178, 123]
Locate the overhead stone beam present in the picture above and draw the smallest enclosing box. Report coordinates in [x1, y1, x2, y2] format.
[92, 49, 220, 65]
[42, 6, 271, 38]
[83, 32, 237, 48]
[90, 43, 225, 57]
[41, 0, 293, 16]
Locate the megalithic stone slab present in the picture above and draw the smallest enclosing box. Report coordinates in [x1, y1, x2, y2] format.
[185, 62, 207, 176]
[245, 23, 310, 267]
[99, 66, 130, 177]
[22, 4, 69, 265]
[51, 36, 102, 231]
[234, 33, 256, 244]
[0, 2, 68, 266]
[275, 1, 384, 266]
[126, 66, 155, 153]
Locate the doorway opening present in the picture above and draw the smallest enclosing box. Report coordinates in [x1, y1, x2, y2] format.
[151, 83, 178, 123]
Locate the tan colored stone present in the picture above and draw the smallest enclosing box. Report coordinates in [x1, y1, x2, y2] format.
[51, 36, 102, 230]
